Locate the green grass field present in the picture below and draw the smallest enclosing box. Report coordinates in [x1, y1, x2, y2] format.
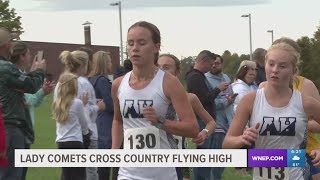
[26, 95, 251, 180]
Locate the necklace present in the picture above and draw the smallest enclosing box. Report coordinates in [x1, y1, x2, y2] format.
[131, 68, 159, 81]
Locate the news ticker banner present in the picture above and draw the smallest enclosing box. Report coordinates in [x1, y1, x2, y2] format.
[15, 149, 305, 167]
[15, 149, 245, 167]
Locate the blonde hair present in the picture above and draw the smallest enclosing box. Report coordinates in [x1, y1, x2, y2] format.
[266, 42, 300, 72]
[272, 37, 301, 53]
[52, 72, 78, 123]
[272, 37, 301, 88]
[59, 50, 89, 73]
[89, 51, 112, 77]
[266, 42, 301, 88]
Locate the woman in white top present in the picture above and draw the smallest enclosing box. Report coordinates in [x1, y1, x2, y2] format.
[112, 21, 199, 180]
[232, 60, 258, 112]
[58, 50, 105, 147]
[231, 60, 257, 176]
[223, 41, 320, 180]
[53, 72, 90, 180]
[58, 50, 105, 180]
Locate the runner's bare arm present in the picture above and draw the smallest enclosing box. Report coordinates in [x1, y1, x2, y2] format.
[303, 79, 320, 132]
[303, 95, 320, 124]
[189, 93, 216, 145]
[162, 73, 199, 138]
[223, 92, 258, 149]
[111, 77, 124, 149]
[188, 93, 216, 135]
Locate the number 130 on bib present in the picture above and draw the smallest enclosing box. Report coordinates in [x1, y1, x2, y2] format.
[124, 127, 160, 149]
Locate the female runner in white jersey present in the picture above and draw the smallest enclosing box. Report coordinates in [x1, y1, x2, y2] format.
[111, 21, 199, 180]
[223, 41, 320, 180]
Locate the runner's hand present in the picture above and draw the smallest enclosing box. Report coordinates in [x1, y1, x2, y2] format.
[80, 93, 89, 106]
[239, 123, 260, 146]
[310, 149, 320, 167]
[143, 106, 158, 125]
[192, 130, 207, 145]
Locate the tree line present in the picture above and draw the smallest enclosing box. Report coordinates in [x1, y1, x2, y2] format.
[1, 0, 319, 89]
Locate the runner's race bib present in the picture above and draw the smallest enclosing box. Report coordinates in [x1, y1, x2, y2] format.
[173, 135, 183, 149]
[253, 167, 289, 180]
[124, 127, 160, 149]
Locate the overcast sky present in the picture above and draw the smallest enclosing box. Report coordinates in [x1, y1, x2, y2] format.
[9, 0, 320, 58]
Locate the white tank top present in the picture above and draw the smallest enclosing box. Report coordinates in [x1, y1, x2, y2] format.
[117, 69, 179, 180]
[250, 88, 308, 180]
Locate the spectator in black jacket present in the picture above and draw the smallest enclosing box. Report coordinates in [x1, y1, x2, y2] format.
[185, 50, 228, 180]
[186, 50, 227, 119]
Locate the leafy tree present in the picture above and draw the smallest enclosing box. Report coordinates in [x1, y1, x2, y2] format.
[314, 24, 320, 41]
[179, 56, 195, 85]
[222, 50, 231, 57]
[309, 35, 320, 86]
[0, 0, 23, 34]
[221, 50, 233, 73]
[297, 25, 320, 87]
[239, 54, 250, 61]
[297, 36, 313, 78]
[222, 51, 242, 80]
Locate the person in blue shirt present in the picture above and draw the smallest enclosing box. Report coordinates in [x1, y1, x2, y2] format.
[24, 80, 55, 126]
[205, 54, 235, 180]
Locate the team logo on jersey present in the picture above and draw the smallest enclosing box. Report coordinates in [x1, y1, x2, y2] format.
[259, 117, 296, 136]
[123, 99, 153, 118]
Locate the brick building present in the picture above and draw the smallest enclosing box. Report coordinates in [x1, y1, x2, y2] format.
[23, 41, 120, 81]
